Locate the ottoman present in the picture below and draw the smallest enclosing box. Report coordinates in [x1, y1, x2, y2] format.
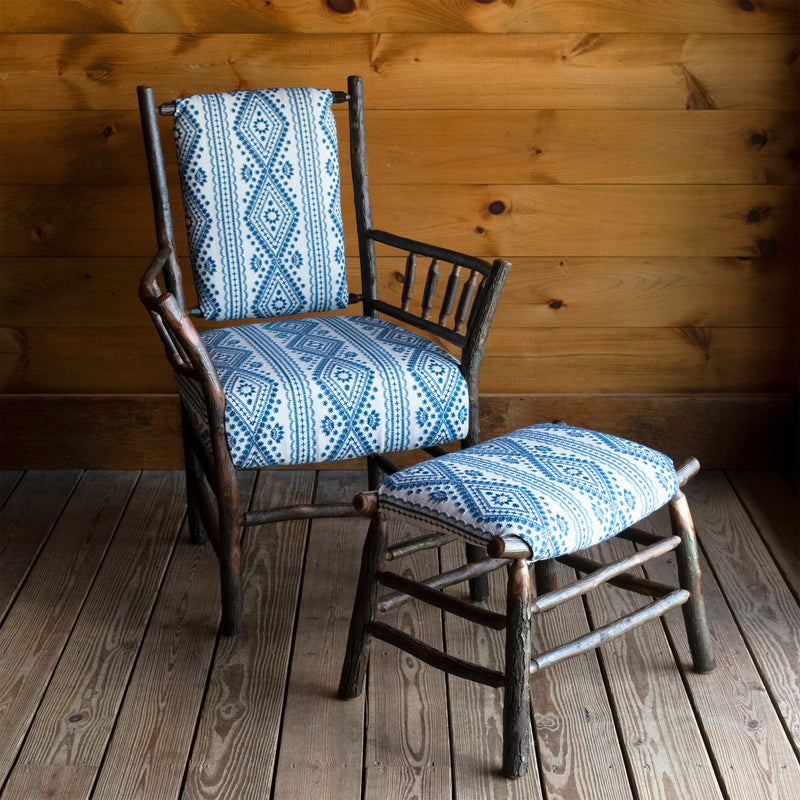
[338, 423, 715, 778]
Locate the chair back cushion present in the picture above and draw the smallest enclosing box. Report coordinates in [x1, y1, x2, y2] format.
[173, 88, 348, 320]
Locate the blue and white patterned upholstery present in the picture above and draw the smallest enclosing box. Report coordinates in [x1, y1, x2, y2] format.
[176, 315, 470, 468]
[378, 424, 679, 559]
[173, 88, 348, 321]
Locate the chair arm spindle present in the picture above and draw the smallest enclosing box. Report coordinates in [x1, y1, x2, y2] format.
[454, 270, 480, 334]
[422, 259, 439, 320]
[439, 265, 462, 325]
[401, 252, 416, 312]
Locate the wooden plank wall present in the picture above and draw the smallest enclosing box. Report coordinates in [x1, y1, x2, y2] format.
[1, 1, 798, 469]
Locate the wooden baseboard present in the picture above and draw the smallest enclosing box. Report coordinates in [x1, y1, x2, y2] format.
[0, 393, 793, 471]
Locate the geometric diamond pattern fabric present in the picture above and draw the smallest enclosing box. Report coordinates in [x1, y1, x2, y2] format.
[173, 88, 348, 321]
[176, 315, 470, 468]
[378, 424, 679, 559]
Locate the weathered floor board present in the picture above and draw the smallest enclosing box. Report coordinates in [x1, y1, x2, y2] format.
[0, 468, 797, 800]
[3, 472, 187, 800]
[365, 515, 452, 800]
[271, 471, 368, 800]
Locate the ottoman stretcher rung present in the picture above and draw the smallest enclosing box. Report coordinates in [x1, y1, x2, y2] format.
[512, 534, 681, 612]
[531, 588, 690, 673]
[339, 423, 716, 779]
[378, 556, 508, 612]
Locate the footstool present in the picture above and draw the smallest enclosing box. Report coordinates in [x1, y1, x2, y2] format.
[338, 423, 715, 778]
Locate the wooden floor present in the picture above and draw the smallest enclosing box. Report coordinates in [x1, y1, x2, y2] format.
[0, 467, 798, 800]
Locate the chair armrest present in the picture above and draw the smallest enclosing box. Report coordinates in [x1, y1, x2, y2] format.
[367, 229, 495, 276]
[139, 247, 219, 385]
[363, 228, 510, 348]
[139, 247, 173, 307]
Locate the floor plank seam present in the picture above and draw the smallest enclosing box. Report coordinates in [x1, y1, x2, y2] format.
[0, 471, 24, 511]
[639, 537, 730, 799]
[436, 547, 458, 800]
[722, 471, 800, 607]
[0, 469, 85, 629]
[577, 585, 639, 800]
[268, 469, 317, 800]
[88, 501, 187, 800]
[692, 517, 800, 756]
[177, 537, 222, 800]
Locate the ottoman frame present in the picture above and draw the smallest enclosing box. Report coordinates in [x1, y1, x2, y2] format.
[339, 446, 715, 778]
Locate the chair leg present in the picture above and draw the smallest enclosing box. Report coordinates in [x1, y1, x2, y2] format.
[466, 543, 490, 601]
[181, 408, 208, 545]
[367, 454, 384, 492]
[339, 512, 388, 700]
[669, 490, 715, 674]
[217, 480, 245, 636]
[503, 558, 532, 778]
[534, 558, 557, 595]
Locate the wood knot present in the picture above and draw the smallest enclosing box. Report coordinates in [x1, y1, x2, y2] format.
[678, 64, 715, 110]
[548, 299, 564, 310]
[562, 34, 604, 61]
[757, 238, 777, 257]
[85, 64, 110, 82]
[747, 131, 768, 150]
[102, 124, 116, 139]
[738, 0, 756, 11]
[488, 200, 506, 215]
[327, 0, 355, 13]
[746, 205, 771, 224]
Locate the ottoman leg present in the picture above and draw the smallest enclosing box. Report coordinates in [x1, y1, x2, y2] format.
[466, 543, 490, 601]
[503, 558, 532, 778]
[670, 491, 715, 674]
[339, 512, 388, 700]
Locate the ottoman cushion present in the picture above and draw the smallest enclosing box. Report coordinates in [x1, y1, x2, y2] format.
[378, 424, 679, 559]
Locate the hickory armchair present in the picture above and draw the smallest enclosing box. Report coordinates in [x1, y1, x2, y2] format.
[137, 76, 510, 634]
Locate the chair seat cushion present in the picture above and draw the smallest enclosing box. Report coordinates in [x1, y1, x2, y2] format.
[377, 424, 679, 559]
[177, 315, 469, 468]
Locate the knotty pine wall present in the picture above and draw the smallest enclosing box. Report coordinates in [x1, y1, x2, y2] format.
[1, 1, 798, 469]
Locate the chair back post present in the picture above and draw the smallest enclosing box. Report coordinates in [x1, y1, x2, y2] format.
[461, 258, 511, 445]
[136, 85, 185, 310]
[347, 75, 379, 317]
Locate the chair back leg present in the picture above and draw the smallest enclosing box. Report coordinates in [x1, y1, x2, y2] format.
[465, 542, 490, 601]
[339, 512, 388, 700]
[503, 558, 532, 778]
[181, 408, 208, 545]
[670, 491, 716, 673]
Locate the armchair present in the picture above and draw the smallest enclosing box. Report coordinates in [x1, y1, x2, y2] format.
[137, 76, 510, 634]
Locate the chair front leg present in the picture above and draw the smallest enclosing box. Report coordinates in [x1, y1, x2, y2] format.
[669, 490, 715, 674]
[217, 497, 245, 636]
[339, 511, 388, 700]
